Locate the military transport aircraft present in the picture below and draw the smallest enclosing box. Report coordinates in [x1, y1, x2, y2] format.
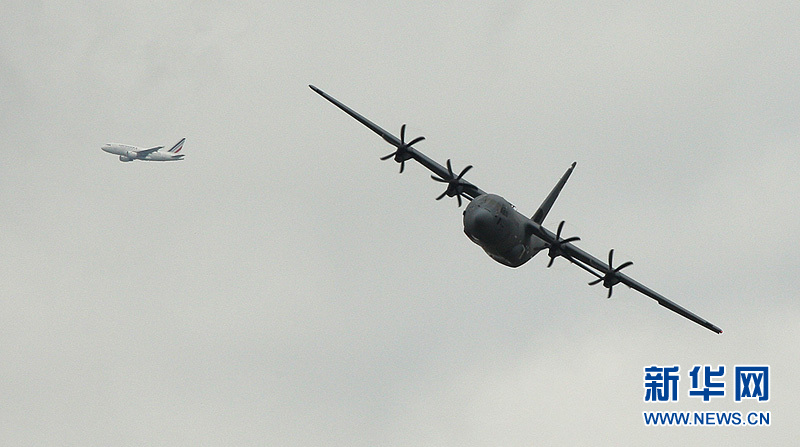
[102, 138, 185, 162]
[310, 85, 721, 334]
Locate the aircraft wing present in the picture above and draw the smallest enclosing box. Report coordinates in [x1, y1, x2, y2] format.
[527, 222, 723, 334]
[136, 146, 164, 156]
[310, 85, 486, 200]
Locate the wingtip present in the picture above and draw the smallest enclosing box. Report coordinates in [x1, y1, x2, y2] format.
[571, 161, 577, 168]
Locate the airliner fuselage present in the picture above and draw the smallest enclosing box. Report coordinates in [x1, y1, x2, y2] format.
[101, 138, 185, 162]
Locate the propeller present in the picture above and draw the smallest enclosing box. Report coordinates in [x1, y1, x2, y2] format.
[380, 124, 425, 173]
[430, 159, 473, 207]
[588, 249, 633, 298]
[546, 220, 581, 268]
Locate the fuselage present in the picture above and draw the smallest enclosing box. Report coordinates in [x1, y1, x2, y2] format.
[463, 194, 548, 267]
[101, 143, 184, 162]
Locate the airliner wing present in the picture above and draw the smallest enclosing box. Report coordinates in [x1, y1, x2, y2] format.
[136, 146, 164, 156]
[528, 222, 723, 334]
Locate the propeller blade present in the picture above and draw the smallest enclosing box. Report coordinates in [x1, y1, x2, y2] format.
[588, 248, 632, 298]
[546, 221, 581, 268]
[615, 261, 633, 272]
[429, 159, 473, 207]
[378, 124, 424, 173]
[407, 136, 425, 147]
[456, 165, 473, 179]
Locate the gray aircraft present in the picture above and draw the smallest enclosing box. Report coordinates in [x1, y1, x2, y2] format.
[310, 85, 722, 334]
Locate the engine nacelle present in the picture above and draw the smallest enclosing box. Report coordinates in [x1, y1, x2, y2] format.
[119, 154, 134, 162]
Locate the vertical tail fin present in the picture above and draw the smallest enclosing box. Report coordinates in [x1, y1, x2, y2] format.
[168, 138, 186, 153]
[531, 162, 576, 224]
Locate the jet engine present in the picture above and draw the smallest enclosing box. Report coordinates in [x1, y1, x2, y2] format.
[119, 154, 133, 162]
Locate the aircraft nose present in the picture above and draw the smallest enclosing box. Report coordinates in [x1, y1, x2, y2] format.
[463, 207, 500, 244]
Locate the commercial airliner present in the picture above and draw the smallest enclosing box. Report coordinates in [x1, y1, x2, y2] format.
[102, 138, 185, 162]
[310, 85, 722, 334]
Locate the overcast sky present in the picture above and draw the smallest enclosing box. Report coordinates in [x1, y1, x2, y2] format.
[1, 1, 798, 445]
